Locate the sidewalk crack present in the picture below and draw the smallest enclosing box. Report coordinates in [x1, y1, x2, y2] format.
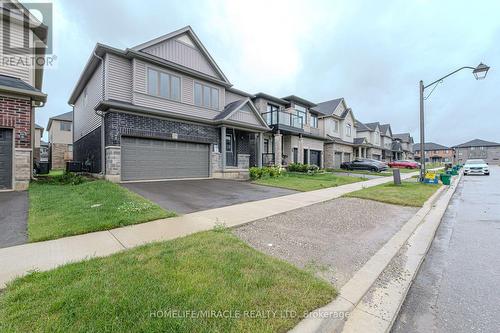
[108, 231, 127, 249]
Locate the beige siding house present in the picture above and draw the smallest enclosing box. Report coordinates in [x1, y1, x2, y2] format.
[0, 1, 47, 190]
[47, 111, 73, 169]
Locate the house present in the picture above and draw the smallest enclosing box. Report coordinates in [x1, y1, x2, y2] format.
[413, 142, 453, 163]
[0, 1, 47, 190]
[47, 111, 73, 169]
[252, 93, 325, 167]
[453, 139, 500, 165]
[313, 98, 357, 169]
[355, 122, 383, 160]
[379, 124, 394, 161]
[392, 133, 414, 160]
[34, 123, 48, 162]
[69, 26, 270, 182]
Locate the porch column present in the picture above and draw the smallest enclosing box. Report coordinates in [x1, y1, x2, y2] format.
[358, 146, 361, 157]
[221, 126, 226, 171]
[273, 131, 282, 167]
[298, 135, 304, 163]
[257, 133, 263, 167]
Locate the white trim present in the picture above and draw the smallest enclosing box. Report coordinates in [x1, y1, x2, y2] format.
[193, 79, 219, 110]
[145, 65, 182, 102]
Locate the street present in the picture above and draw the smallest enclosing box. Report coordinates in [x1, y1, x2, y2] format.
[392, 165, 500, 333]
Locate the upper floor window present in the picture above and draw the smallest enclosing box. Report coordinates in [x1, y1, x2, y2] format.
[265, 104, 279, 124]
[333, 119, 339, 132]
[60, 122, 71, 132]
[310, 114, 318, 128]
[194, 82, 218, 109]
[294, 104, 307, 125]
[147, 68, 181, 101]
[346, 123, 352, 137]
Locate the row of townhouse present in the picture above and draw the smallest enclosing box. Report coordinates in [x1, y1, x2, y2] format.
[69, 26, 415, 183]
[414, 139, 500, 165]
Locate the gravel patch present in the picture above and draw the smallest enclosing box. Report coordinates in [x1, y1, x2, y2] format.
[233, 198, 418, 288]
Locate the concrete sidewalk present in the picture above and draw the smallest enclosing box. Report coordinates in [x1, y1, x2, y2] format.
[0, 171, 419, 289]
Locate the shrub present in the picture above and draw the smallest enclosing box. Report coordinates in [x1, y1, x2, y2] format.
[35, 172, 88, 185]
[249, 166, 282, 180]
[307, 164, 320, 174]
[288, 163, 321, 173]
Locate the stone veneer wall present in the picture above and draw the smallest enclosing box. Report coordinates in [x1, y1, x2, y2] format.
[0, 95, 32, 190]
[50, 143, 71, 169]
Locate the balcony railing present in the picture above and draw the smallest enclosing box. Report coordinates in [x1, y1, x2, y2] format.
[261, 110, 304, 130]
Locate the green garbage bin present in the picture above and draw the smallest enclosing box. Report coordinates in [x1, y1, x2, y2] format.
[440, 173, 451, 185]
[450, 169, 458, 175]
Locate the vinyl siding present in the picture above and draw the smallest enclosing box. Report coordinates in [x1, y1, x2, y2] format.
[105, 54, 132, 102]
[132, 59, 225, 120]
[229, 106, 260, 126]
[0, 18, 34, 85]
[141, 33, 220, 79]
[225, 90, 247, 104]
[73, 62, 103, 141]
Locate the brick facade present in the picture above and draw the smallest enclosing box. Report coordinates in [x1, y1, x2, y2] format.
[0, 96, 32, 148]
[74, 126, 102, 173]
[0, 95, 33, 190]
[104, 112, 220, 147]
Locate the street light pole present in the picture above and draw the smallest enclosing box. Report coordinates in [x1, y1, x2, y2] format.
[419, 80, 425, 180]
[418, 63, 489, 181]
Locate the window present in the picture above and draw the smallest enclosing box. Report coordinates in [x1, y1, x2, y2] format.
[225, 134, 233, 152]
[310, 114, 318, 128]
[60, 122, 71, 131]
[194, 82, 219, 109]
[213, 144, 219, 153]
[332, 119, 339, 132]
[264, 139, 270, 153]
[147, 68, 181, 101]
[346, 124, 352, 137]
[294, 104, 307, 125]
[266, 104, 279, 125]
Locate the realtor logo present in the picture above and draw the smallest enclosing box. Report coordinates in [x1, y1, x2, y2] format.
[0, 1, 54, 67]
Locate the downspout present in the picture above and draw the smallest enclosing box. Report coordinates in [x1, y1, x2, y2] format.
[93, 51, 106, 176]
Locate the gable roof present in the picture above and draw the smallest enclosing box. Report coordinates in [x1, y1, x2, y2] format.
[355, 121, 371, 131]
[35, 123, 43, 129]
[393, 133, 411, 142]
[364, 122, 380, 131]
[212, 98, 269, 129]
[312, 98, 343, 116]
[413, 142, 450, 151]
[379, 124, 392, 137]
[47, 111, 73, 131]
[132, 26, 229, 84]
[453, 139, 500, 148]
[253, 92, 289, 106]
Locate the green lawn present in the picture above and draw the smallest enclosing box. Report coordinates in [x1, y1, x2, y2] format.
[254, 172, 365, 191]
[344, 181, 441, 207]
[0, 230, 336, 333]
[28, 179, 175, 242]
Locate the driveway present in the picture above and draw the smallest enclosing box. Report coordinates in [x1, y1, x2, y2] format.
[0, 191, 28, 248]
[122, 179, 297, 214]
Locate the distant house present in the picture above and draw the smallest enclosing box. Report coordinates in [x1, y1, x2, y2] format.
[392, 133, 414, 160]
[453, 139, 500, 165]
[34, 124, 48, 162]
[413, 142, 453, 163]
[47, 111, 73, 169]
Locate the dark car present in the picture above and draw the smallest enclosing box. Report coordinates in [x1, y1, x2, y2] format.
[341, 159, 389, 172]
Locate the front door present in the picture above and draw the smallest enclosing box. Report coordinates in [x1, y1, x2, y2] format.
[225, 133, 237, 167]
[0, 128, 13, 189]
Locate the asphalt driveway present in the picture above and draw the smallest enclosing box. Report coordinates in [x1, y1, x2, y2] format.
[0, 191, 28, 248]
[122, 179, 297, 214]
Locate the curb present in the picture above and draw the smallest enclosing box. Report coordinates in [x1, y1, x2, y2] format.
[290, 173, 459, 333]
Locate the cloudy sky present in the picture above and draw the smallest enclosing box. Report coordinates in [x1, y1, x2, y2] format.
[31, 0, 500, 145]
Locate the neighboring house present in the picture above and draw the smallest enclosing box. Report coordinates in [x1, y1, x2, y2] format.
[0, 1, 47, 190]
[355, 122, 383, 160]
[47, 111, 73, 169]
[252, 93, 325, 167]
[313, 98, 357, 169]
[413, 142, 453, 163]
[379, 124, 394, 161]
[392, 133, 414, 160]
[453, 139, 500, 165]
[69, 26, 270, 182]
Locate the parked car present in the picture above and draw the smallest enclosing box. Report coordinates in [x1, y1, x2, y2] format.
[341, 159, 389, 172]
[463, 159, 489, 176]
[388, 160, 420, 169]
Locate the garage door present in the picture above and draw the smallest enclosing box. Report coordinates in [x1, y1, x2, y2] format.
[0, 128, 13, 189]
[121, 137, 209, 181]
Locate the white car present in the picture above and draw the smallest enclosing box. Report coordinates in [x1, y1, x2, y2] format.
[463, 159, 490, 176]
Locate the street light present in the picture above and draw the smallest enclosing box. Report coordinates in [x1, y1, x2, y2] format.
[419, 63, 490, 181]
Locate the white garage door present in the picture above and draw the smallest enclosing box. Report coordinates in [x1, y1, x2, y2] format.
[121, 137, 210, 181]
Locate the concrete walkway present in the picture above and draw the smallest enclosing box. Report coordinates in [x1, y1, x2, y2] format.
[0, 171, 419, 289]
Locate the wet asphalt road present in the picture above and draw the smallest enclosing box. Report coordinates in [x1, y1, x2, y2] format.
[392, 165, 500, 333]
